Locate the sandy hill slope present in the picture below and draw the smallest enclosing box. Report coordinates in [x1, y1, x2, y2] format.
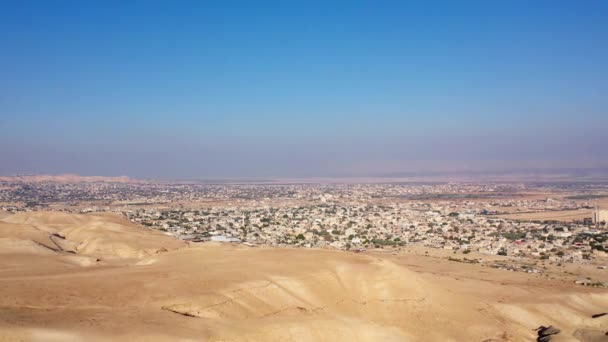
[1, 212, 184, 261]
[0, 212, 607, 341]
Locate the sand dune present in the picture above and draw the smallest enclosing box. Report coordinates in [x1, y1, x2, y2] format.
[0, 212, 607, 341]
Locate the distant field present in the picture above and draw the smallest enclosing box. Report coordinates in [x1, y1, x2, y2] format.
[495, 209, 593, 222]
[564, 194, 608, 200]
[565, 196, 608, 210]
[593, 197, 608, 210]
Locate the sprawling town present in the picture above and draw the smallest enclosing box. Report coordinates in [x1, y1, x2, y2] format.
[2, 179, 608, 273]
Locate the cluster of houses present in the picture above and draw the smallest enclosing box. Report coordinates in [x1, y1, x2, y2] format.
[125, 198, 607, 265]
[2, 179, 606, 265]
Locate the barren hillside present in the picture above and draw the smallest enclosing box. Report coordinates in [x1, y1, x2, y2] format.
[0, 212, 607, 341]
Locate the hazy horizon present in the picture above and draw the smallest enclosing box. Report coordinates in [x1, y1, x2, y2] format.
[1, 1, 607, 179]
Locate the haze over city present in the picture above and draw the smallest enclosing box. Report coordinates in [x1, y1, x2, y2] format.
[1, 0, 607, 179]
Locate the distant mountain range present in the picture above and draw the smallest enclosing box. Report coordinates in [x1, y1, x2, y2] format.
[1, 167, 607, 184]
[0, 174, 137, 183]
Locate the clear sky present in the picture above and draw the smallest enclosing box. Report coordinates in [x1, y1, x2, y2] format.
[1, 0, 607, 179]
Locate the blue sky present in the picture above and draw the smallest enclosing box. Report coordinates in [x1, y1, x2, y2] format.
[0, 0, 607, 178]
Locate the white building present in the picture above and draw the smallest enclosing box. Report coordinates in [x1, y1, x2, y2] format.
[210, 235, 241, 243]
[593, 210, 608, 227]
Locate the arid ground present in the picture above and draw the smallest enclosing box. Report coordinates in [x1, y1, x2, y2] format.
[1, 212, 607, 341]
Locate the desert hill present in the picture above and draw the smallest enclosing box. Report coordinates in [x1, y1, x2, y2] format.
[0, 212, 607, 341]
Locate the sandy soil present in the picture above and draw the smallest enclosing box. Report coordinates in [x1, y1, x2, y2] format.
[0, 212, 607, 341]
